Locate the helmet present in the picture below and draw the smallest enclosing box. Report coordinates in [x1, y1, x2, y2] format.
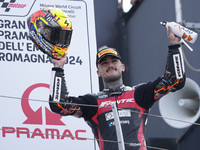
[27, 7, 73, 59]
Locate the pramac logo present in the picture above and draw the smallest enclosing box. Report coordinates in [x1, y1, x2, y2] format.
[21, 83, 65, 126]
[2, 83, 87, 140]
[0, 0, 36, 16]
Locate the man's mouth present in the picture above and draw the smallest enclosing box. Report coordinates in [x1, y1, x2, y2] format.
[106, 67, 117, 73]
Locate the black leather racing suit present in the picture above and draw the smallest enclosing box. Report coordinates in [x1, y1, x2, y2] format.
[49, 44, 185, 150]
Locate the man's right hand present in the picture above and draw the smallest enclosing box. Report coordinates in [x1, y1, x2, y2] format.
[51, 53, 67, 68]
[167, 26, 181, 45]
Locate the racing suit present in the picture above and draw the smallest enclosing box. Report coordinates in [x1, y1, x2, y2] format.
[49, 44, 185, 150]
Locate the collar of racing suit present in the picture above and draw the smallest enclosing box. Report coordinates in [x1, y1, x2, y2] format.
[103, 84, 125, 92]
[102, 85, 132, 97]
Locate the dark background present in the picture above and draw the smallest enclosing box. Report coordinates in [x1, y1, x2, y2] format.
[94, 0, 200, 149]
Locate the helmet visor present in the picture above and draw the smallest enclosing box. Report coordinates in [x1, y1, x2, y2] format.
[41, 25, 72, 48]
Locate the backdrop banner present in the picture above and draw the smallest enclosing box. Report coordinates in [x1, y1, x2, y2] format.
[0, 0, 99, 149]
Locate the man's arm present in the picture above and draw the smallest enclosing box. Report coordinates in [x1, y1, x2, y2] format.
[134, 27, 186, 109]
[49, 54, 98, 119]
[49, 54, 82, 117]
[154, 26, 186, 101]
[49, 66, 83, 117]
[154, 44, 186, 101]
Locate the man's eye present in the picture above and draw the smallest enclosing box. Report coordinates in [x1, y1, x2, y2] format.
[112, 59, 118, 63]
[101, 62, 107, 65]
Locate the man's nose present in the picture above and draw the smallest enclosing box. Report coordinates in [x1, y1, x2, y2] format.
[108, 61, 114, 67]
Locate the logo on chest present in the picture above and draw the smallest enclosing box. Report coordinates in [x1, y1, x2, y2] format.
[105, 109, 131, 121]
[99, 98, 135, 107]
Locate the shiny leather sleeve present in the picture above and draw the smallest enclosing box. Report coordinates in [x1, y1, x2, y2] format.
[154, 44, 186, 101]
[49, 67, 82, 117]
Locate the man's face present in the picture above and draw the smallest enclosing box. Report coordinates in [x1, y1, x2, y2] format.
[97, 55, 125, 83]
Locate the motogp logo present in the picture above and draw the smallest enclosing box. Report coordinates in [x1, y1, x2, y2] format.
[0, 0, 35, 17]
[0, 0, 26, 12]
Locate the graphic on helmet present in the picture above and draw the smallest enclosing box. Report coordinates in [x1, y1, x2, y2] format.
[27, 7, 73, 59]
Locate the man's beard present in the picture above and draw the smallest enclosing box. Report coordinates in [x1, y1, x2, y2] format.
[104, 67, 122, 83]
[104, 74, 122, 83]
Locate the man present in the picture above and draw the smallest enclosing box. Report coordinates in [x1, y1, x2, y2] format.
[49, 26, 186, 150]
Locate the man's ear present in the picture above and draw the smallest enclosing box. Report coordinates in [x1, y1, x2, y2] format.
[97, 70, 101, 77]
[122, 64, 125, 72]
